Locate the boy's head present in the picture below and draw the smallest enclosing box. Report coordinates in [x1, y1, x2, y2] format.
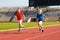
[18, 8, 22, 12]
[37, 8, 42, 14]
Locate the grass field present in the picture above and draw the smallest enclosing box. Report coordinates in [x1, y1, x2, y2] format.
[0, 22, 60, 30]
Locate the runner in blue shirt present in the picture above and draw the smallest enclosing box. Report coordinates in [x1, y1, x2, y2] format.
[36, 8, 47, 32]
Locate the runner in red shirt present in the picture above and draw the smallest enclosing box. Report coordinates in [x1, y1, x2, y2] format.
[16, 10, 23, 20]
[15, 8, 25, 32]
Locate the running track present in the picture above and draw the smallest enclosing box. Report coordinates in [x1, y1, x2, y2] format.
[0, 25, 60, 40]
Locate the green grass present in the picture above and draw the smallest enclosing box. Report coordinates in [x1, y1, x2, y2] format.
[0, 22, 60, 30]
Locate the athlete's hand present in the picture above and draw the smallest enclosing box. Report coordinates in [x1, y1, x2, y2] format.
[36, 18, 38, 22]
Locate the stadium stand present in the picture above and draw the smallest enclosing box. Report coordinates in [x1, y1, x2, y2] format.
[0, 7, 18, 22]
[0, 7, 60, 22]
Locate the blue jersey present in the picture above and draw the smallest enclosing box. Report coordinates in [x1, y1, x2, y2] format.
[37, 13, 44, 21]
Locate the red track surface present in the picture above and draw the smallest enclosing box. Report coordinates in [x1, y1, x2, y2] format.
[0, 25, 60, 40]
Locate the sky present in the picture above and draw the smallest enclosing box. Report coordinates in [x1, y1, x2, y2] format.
[0, 0, 60, 8]
[0, 0, 29, 7]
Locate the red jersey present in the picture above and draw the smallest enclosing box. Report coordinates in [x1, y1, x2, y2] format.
[15, 11, 23, 20]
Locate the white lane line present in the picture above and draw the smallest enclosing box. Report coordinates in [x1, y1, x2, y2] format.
[24, 30, 60, 40]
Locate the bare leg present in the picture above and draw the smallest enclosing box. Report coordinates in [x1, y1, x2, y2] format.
[18, 23, 21, 32]
[18, 20, 22, 32]
[20, 20, 25, 28]
[38, 21, 44, 32]
[38, 22, 42, 31]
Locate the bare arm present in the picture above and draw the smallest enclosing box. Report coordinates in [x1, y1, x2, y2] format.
[36, 18, 38, 21]
[43, 15, 48, 21]
[23, 14, 25, 20]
